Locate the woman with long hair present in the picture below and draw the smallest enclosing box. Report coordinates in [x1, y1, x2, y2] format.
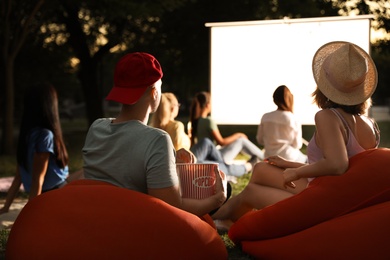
[257, 85, 307, 163]
[0, 83, 69, 214]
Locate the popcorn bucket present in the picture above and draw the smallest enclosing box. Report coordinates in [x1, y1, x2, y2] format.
[176, 163, 220, 199]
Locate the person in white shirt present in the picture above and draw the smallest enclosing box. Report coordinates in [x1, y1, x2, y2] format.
[256, 85, 307, 163]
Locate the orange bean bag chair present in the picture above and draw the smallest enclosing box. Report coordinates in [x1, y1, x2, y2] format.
[228, 148, 390, 259]
[6, 179, 227, 260]
[241, 200, 390, 259]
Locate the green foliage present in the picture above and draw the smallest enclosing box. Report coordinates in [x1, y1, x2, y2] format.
[3, 0, 390, 155]
[0, 229, 9, 258]
[0, 156, 16, 177]
[219, 232, 254, 259]
[231, 173, 251, 197]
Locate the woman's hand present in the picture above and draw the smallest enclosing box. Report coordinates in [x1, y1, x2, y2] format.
[265, 155, 289, 168]
[283, 168, 299, 189]
[176, 148, 197, 163]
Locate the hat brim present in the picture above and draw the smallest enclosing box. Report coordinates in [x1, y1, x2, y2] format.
[312, 41, 377, 105]
[106, 85, 147, 105]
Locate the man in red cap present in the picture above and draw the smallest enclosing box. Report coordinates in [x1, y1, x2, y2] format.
[82, 52, 226, 217]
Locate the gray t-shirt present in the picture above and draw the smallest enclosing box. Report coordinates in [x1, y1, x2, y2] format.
[83, 118, 178, 193]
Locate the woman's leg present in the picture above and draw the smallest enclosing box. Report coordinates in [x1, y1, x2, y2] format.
[239, 138, 264, 160]
[225, 164, 247, 177]
[219, 137, 264, 163]
[191, 138, 247, 177]
[212, 162, 308, 221]
[219, 140, 244, 163]
[212, 183, 294, 221]
[249, 162, 308, 193]
[191, 138, 224, 162]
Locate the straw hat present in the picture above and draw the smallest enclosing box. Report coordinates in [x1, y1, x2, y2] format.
[312, 41, 377, 105]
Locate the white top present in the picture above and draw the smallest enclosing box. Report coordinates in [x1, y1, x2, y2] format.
[257, 110, 306, 162]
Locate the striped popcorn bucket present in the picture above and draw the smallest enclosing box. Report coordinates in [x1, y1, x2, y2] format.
[176, 163, 219, 199]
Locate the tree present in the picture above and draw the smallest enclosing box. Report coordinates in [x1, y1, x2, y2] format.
[54, 0, 189, 126]
[0, 0, 45, 155]
[0, 0, 189, 155]
[2, 0, 390, 156]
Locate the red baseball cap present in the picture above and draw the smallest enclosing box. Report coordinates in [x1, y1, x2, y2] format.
[106, 52, 163, 105]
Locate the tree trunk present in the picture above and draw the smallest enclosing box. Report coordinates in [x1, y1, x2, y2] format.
[78, 60, 104, 126]
[1, 58, 15, 155]
[59, 0, 106, 126]
[0, 0, 44, 155]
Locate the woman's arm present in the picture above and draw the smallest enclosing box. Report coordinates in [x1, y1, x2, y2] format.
[265, 156, 306, 169]
[211, 129, 247, 146]
[256, 122, 264, 145]
[283, 110, 349, 184]
[0, 167, 22, 214]
[29, 152, 50, 200]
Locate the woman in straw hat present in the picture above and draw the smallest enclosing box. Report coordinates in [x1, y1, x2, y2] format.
[211, 41, 381, 225]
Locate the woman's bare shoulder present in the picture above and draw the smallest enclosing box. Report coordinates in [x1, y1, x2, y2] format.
[314, 109, 338, 123]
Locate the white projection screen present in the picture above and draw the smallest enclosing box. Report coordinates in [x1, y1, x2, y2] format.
[205, 15, 373, 125]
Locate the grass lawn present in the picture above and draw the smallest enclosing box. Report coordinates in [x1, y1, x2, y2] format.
[0, 118, 389, 259]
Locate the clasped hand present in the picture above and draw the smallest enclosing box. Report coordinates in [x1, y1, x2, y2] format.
[283, 168, 299, 189]
[266, 155, 299, 189]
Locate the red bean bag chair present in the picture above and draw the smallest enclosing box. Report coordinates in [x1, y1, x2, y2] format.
[228, 148, 390, 259]
[241, 200, 390, 259]
[6, 179, 227, 260]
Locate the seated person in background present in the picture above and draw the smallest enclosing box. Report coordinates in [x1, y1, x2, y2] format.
[150, 92, 191, 150]
[189, 91, 264, 169]
[211, 41, 380, 225]
[82, 52, 226, 217]
[0, 83, 69, 214]
[150, 92, 252, 178]
[191, 138, 253, 179]
[256, 85, 307, 163]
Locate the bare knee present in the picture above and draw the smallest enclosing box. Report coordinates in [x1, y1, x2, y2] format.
[249, 162, 272, 182]
[249, 162, 285, 188]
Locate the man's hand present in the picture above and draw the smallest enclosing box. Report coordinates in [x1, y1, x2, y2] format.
[213, 167, 227, 206]
[176, 148, 197, 163]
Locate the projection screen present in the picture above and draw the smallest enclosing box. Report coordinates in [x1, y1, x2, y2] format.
[205, 15, 373, 125]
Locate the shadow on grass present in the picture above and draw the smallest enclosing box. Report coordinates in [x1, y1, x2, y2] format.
[219, 230, 254, 260]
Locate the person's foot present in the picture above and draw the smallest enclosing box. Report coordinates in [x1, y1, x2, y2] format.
[248, 156, 261, 171]
[226, 175, 237, 184]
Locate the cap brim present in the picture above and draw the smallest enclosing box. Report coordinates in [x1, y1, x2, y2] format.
[106, 86, 147, 105]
